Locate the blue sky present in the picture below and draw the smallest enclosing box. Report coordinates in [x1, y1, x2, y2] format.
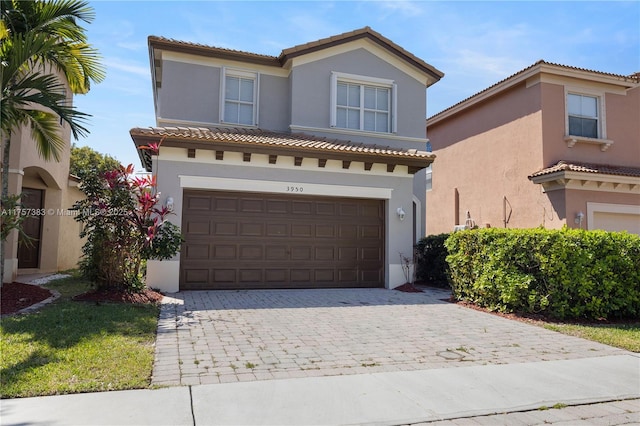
[74, 1, 640, 171]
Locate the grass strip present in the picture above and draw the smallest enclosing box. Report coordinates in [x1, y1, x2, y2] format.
[1, 275, 159, 398]
[543, 322, 640, 352]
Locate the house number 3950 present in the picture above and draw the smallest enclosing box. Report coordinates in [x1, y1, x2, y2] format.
[286, 186, 304, 193]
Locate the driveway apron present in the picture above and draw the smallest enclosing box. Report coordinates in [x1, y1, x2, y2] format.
[151, 288, 627, 386]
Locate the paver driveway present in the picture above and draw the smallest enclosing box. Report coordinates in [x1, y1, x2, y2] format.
[152, 288, 627, 386]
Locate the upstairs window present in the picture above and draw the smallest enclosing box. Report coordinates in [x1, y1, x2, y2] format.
[221, 68, 258, 126]
[567, 93, 599, 138]
[331, 72, 396, 133]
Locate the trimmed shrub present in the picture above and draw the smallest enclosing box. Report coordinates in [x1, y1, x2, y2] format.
[415, 234, 450, 288]
[445, 228, 640, 320]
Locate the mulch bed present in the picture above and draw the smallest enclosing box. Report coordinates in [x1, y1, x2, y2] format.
[1, 282, 163, 316]
[394, 283, 424, 293]
[1, 282, 53, 315]
[73, 288, 164, 304]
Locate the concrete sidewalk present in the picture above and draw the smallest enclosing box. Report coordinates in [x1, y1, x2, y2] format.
[2, 354, 638, 425]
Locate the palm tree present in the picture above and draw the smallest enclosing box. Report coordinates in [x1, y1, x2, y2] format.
[1, 0, 105, 282]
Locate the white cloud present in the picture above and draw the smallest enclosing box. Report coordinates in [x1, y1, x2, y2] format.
[106, 58, 150, 78]
[376, 0, 424, 18]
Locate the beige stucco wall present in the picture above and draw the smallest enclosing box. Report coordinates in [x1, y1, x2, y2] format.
[56, 181, 85, 271]
[426, 82, 554, 234]
[426, 71, 639, 236]
[1, 71, 83, 282]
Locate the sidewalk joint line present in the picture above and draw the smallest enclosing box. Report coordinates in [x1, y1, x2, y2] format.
[189, 385, 196, 426]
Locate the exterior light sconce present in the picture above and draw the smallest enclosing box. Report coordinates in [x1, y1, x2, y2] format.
[575, 211, 584, 227]
[166, 197, 174, 212]
[397, 207, 406, 221]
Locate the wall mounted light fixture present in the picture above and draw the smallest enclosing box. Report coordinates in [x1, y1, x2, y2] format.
[575, 211, 584, 227]
[397, 207, 406, 221]
[166, 197, 174, 212]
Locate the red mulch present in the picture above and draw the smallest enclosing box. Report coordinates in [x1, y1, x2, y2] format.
[73, 288, 163, 304]
[394, 283, 423, 293]
[1, 282, 53, 315]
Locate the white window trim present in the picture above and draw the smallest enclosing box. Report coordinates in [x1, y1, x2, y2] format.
[564, 86, 612, 151]
[330, 71, 397, 134]
[220, 67, 260, 127]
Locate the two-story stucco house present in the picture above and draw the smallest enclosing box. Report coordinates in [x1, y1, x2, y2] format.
[130, 27, 443, 292]
[426, 61, 640, 235]
[2, 81, 85, 284]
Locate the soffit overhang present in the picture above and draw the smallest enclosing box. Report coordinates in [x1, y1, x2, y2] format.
[130, 126, 435, 175]
[528, 162, 640, 194]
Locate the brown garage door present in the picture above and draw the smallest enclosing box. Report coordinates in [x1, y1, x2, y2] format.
[180, 190, 384, 290]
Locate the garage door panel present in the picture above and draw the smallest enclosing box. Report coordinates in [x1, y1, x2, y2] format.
[213, 269, 236, 283]
[266, 200, 288, 213]
[291, 246, 311, 260]
[361, 247, 383, 261]
[185, 244, 209, 259]
[291, 269, 311, 282]
[181, 190, 384, 290]
[316, 224, 335, 238]
[240, 223, 264, 236]
[265, 269, 287, 282]
[315, 270, 335, 282]
[266, 246, 289, 260]
[239, 245, 263, 259]
[213, 197, 237, 212]
[339, 203, 359, 216]
[184, 269, 209, 284]
[266, 223, 289, 236]
[186, 220, 210, 235]
[361, 225, 381, 238]
[291, 224, 313, 237]
[292, 201, 312, 214]
[315, 247, 335, 260]
[240, 198, 264, 213]
[187, 196, 211, 210]
[214, 222, 236, 235]
[239, 269, 262, 282]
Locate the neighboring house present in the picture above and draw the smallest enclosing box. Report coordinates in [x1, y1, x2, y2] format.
[2, 84, 85, 283]
[130, 27, 443, 292]
[425, 61, 640, 235]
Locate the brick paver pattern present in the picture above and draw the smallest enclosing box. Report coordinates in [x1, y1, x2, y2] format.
[152, 288, 627, 386]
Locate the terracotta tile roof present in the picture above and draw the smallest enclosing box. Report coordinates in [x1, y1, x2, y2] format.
[130, 126, 434, 172]
[149, 27, 443, 83]
[148, 36, 281, 66]
[529, 161, 640, 179]
[279, 27, 443, 82]
[428, 60, 639, 122]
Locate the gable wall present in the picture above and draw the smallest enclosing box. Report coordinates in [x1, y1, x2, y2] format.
[290, 47, 428, 142]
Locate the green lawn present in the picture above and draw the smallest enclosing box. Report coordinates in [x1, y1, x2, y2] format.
[0, 275, 159, 398]
[543, 322, 640, 352]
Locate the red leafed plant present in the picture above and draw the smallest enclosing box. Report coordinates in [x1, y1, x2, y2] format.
[73, 143, 182, 292]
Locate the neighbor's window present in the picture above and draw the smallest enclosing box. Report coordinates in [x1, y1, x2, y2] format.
[567, 93, 599, 139]
[222, 69, 258, 126]
[331, 72, 395, 133]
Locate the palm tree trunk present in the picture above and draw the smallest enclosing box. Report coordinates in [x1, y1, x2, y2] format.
[1, 135, 11, 286]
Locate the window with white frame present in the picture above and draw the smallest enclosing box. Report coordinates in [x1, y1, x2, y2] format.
[567, 93, 599, 139]
[221, 68, 258, 126]
[331, 72, 396, 133]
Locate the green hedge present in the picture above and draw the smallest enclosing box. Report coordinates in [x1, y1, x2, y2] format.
[415, 234, 450, 288]
[445, 228, 640, 320]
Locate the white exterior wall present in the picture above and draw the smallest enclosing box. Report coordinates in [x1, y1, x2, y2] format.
[147, 148, 417, 292]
